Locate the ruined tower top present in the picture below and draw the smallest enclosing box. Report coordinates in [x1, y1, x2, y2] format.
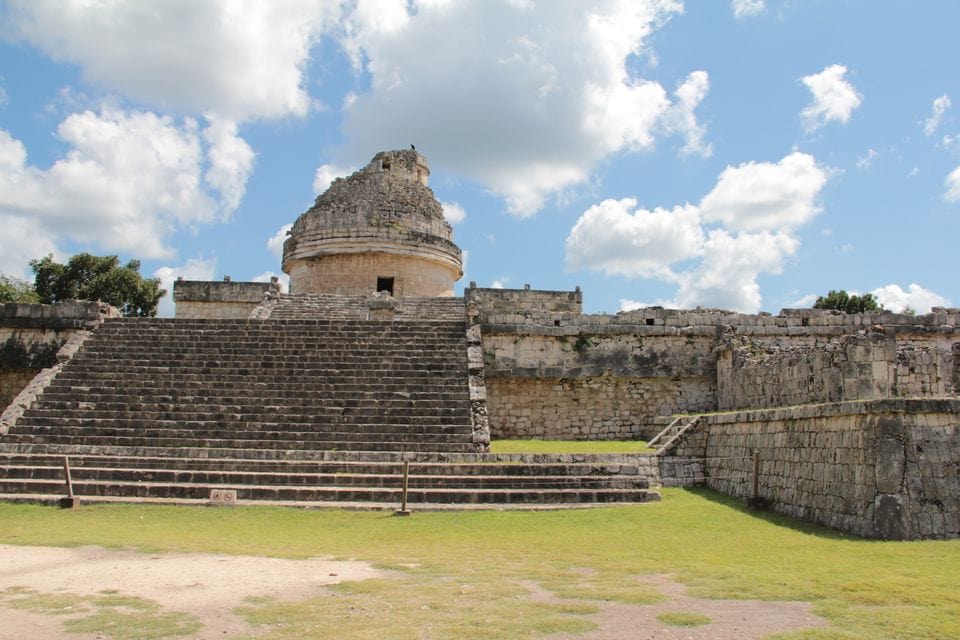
[370, 148, 431, 186]
[281, 150, 463, 297]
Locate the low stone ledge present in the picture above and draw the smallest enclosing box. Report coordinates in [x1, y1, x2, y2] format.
[0, 301, 118, 330]
[698, 397, 960, 427]
[173, 280, 280, 304]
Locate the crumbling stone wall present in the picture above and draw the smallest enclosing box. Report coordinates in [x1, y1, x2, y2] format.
[1, 301, 118, 411]
[0, 370, 38, 414]
[486, 376, 714, 440]
[659, 399, 960, 539]
[465, 286, 582, 323]
[481, 328, 717, 439]
[474, 290, 958, 439]
[174, 280, 280, 319]
[718, 331, 948, 410]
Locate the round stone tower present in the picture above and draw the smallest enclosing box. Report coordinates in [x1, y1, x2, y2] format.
[282, 150, 463, 297]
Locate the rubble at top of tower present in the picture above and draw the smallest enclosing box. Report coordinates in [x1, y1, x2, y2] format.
[289, 149, 451, 241]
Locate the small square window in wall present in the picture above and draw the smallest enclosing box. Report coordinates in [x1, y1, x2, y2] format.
[377, 277, 395, 295]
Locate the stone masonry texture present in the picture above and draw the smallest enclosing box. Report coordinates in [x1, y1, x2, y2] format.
[659, 399, 960, 540]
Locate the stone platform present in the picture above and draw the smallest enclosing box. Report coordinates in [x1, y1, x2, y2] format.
[0, 314, 659, 508]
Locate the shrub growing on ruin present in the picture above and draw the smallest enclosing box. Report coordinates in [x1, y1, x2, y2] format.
[813, 289, 880, 314]
[30, 253, 166, 317]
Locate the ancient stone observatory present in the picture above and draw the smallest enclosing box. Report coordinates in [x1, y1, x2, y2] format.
[282, 150, 463, 297]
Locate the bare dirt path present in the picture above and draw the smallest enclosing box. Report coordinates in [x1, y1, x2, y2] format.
[0, 544, 383, 639]
[0, 545, 827, 640]
[542, 574, 827, 640]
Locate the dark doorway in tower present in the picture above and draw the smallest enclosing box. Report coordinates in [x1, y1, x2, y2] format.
[377, 277, 395, 295]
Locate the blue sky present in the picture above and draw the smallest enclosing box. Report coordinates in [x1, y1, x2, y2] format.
[0, 0, 957, 316]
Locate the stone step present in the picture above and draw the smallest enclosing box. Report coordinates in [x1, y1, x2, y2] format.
[0, 465, 649, 491]
[36, 392, 469, 403]
[1, 435, 477, 453]
[4, 311, 483, 471]
[23, 403, 470, 417]
[30, 398, 469, 412]
[19, 408, 470, 423]
[84, 340, 466, 348]
[96, 316, 466, 325]
[45, 379, 468, 389]
[89, 330, 467, 340]
[8, 424, 473, 441]
[0, 443, 489, 460]
[0, 453, 651, 478]
[0, 478, 655, 505]
[56, 370, 466, 381]
[16, 417, 471, 431]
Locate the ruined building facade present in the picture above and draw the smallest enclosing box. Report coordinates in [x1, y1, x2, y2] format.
[2, 150, 959, 539]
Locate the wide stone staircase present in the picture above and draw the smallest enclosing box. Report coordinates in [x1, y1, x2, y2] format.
[0, 313, 658, 508]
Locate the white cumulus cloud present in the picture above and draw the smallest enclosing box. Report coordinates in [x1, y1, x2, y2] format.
[337, 0, 707, 216]
[662, 70, 713, 157]
[671, 230, 798, 312]
[699, 152, 829, 231]
[731, 0, 765, 19]
[267, 224, 294, 259]
[4, 0, 340, 121]
[0, 108, 245, 278]
[566, 199, 703, 279]
[565, 152, 830, 312]
[872, 283, 950, 313]
[945, 165, 960, 202]
[800, 64, 862, 132]
[441, 201, 467, 225]
[924, 94, 951, 136]
[202, 117, 255, 212]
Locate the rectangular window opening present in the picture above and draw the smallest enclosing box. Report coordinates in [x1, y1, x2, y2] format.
[377, 277, 395, 295]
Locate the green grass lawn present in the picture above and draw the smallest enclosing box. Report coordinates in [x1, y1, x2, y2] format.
[489, 439, 653, 454]
[0, 488, 958, 639]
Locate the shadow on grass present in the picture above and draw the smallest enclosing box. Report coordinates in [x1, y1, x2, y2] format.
[678, 486, 861, 542]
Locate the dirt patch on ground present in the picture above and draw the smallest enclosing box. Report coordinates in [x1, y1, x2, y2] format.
[542, 574, 827, 640]
[0, 544, 384, 639]
[0, 545, 827, 639]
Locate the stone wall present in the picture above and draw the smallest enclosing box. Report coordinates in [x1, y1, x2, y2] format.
[173, 280, 280, 319]
[486, 376, 714, 440]
[1, 301, 118, 411]
[287, 252, 459, 297]
[472, 288, 958, 440]
[717, 331, 948, 410]
[466, 286, 582, 323]
[481, 328, 718, 439]
[659, 399, 960, 539]
[0, 370, 38, 414]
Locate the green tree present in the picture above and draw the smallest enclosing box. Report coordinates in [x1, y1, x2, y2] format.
[29, 253, 166, 317]
[0, 274, 41, 303]
[813, 289, 881, 314]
